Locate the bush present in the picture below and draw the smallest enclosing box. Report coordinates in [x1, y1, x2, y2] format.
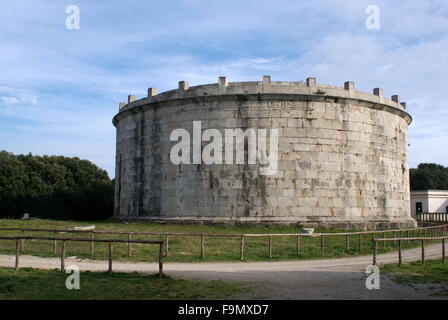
[0, 150, 114, 220]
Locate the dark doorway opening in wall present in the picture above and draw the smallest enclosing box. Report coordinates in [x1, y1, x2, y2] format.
[416, 202, 423, 214]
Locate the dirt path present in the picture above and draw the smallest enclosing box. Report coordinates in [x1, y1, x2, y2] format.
[0, 243, 445, 299]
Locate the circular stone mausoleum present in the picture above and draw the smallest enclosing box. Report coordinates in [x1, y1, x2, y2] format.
[113, 76, 416, 229]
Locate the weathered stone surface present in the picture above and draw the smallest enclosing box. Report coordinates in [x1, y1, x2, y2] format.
[113, 77, 416, 229]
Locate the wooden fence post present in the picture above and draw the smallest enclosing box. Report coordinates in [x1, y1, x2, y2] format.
[443, 239, 445, 264]
[128, 233, 132, 257]
[53, 232, 57, 254]
[268, 236, 273, 259]
[240, 236, 245, 261]
[421, 240, 425, 264]
[15, 239, 20, 271]
[108, 242, 113, 273]
[296, 235, 301, 255]
[90, 232, 95, 255]
[383, 231, 386, 249]
[358, 234, 362, 251]
[320, 235, 325, 255]
[372, 240, 377, 265]
[158, 242, 164, 277]
[20, 230, 24, 252]
[398, 240, 402, 267]
[345, 235, 349, 252]
[164, 235, 169, 257]
[200, 235, 205, 259]
[61, 240, 66, 272]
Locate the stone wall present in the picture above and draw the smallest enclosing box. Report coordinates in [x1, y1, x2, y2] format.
[113, 77, 416, 229]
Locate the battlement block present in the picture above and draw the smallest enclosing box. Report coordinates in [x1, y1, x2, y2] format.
[119, 102, 126, 109]
[218, 77, 228, 94]
[344, 81, 355, 91]
[148, 88, 157, 97]
[306, 77, 316, 87]
[400, 102, 406, 109]
[373, 88, 383, 97]
[263, 75, 271, 84]
[179, 81, 189, 91]
[391, 95, 400, 103]
[128, 95, 137, 103]
[218, 77, 228, 87]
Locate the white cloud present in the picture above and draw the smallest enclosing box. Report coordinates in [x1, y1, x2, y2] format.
[0, 0, 447, 176]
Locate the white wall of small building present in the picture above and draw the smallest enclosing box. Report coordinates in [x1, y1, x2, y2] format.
[410, 190, 448, 217]
[429, 195, 448, 213]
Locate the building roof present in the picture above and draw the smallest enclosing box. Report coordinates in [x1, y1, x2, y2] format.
[411, 190, 448, 196]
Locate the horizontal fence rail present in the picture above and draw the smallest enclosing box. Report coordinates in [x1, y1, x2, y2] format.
[0, 235, 164, 276]
[0, 223, 447, 262]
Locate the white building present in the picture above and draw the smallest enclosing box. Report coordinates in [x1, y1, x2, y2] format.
[410, 190, 448, 217]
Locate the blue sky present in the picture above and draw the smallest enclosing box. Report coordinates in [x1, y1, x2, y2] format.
[0, 0, 447, 177]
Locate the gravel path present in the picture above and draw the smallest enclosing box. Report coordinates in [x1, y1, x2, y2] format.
[0, 243, 445, 299]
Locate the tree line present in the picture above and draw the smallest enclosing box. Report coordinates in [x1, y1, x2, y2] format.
[0, 151, 114, 220]
[410, 163, 448, 191]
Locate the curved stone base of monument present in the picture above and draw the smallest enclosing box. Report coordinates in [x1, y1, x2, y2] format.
[121, 215, 417, 230]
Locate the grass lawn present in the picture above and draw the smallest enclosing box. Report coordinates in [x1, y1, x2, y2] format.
[0, 267, 247, 300]
[0, 219, 432, 263]
[381, 259, 448, 296]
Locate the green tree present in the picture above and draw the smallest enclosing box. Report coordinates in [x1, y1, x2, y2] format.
[410, 163, 448, 191]
[0, 151, 114, 220]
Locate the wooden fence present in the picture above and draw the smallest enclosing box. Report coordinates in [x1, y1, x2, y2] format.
[0, 235, 164, 276]
[372, 236, 447, 267]
[1, 223, 447, 261]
